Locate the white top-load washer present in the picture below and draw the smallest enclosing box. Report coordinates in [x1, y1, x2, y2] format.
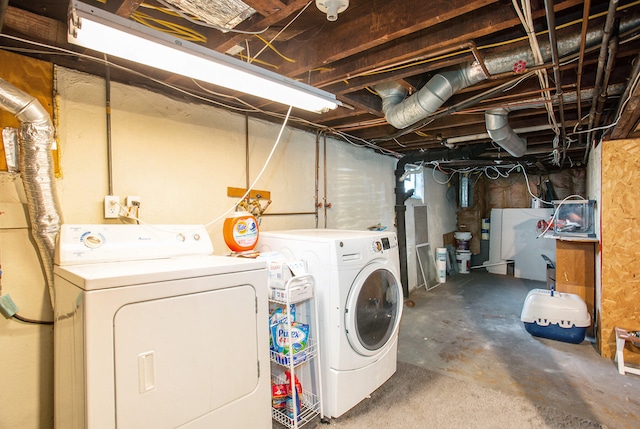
[257, 229, 403, 419]
[53, 224, 271, 429]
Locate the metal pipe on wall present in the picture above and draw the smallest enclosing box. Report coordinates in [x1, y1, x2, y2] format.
[323, 131, 328, 228]
[575, 0, 592, 148]
[246, 113, 250, 191]
[315, 130, 320, 228]
[105, 56, 114, 195]
[585, 0, 619, 160]
[593, 34, 619, 134]
[543, 0, 568, 163]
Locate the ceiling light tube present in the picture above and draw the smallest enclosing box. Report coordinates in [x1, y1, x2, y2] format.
[68, 1, 341, 113]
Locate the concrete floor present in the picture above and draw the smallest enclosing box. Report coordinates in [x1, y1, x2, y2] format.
[398, 271, 640, 429]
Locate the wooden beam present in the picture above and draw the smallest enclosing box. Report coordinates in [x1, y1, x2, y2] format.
[271, 0, 500, 79]
[206, 0, 313, 53]
[611, 71, 640, 139]
[242, 0, 288, 17]
[116, 0, 144, 18]
[303, 0, 586, 88]
[2, 5, 66, 45]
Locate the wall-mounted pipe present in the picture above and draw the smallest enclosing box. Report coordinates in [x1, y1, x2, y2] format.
[544, 0, 568, 162]
[323, 131, 328, 228]
[315, 130, 320, 228]
[395, 144, 489, 297]
[0, 78, 62, 308]
[375, 11, 640, 134]
[575, 0, 592, 146]
[585, 0, 620, 161]
[105, 58, 114, 195]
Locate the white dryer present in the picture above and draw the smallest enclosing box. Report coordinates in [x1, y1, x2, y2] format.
[53, 224, 271, 429]
[257, 229, 403, 418]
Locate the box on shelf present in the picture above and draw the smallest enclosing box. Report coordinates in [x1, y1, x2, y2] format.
[552, 199, 596, 237]
[267, 259, 308, 289]
[520, 288, 590, 344]
[270, 280, 313, 302]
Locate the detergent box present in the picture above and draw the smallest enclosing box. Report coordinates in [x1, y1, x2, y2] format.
[520, 289, 590, 344]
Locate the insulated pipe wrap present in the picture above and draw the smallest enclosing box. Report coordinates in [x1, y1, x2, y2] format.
[485, 108, 527, 157]
[0, 78, 61, 307]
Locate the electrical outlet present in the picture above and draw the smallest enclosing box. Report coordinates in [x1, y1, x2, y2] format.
[104, 195, 120, 218]
[125, 195, 141, 207]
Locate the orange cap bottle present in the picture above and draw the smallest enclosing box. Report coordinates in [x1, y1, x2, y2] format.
[223, 211, 259, 252]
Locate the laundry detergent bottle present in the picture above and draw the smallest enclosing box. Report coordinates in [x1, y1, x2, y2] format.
[223, 211, 259, 253]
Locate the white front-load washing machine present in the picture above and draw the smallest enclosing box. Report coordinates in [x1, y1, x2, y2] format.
[257, 229, 403, 418]
[53, 224, 271, 429]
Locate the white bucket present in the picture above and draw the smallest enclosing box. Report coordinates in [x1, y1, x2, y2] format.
[454, 231, 472, 250]
[456, 250, 471, 274]
[435, 247, 447, 283]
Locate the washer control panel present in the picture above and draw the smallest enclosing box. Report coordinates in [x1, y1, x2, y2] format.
[370, 235, 397, 254]
[55, 224, 213, 265]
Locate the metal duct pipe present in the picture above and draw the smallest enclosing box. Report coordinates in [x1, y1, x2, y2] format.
[0, 78, 62, 307]
[376, 12, 640, 131]
[485, 108, 527, 157]
[375, 64, 487, 129]
[481, 82, 626, 158]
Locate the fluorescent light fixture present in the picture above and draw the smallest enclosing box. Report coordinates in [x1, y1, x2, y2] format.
[68, 1, 341, 113]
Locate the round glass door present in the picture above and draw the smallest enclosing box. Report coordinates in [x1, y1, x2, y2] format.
[344, 261, 403, 356]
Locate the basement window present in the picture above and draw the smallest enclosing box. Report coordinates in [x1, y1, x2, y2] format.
[404, 167, 424, 200]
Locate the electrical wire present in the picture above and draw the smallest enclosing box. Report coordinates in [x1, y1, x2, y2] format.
[249, 0, 315, 63]
[511, 0, 560, 160]
[204, 105, 294, 228]
[254, 35, 296, 63]
[0, 248, 54, 325]
[13, 313, 54, 325]
[132, 9, 207, 42]
[112, 106, 295, 233]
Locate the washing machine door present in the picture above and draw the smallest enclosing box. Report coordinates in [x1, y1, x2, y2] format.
[344, 260, 403, 356]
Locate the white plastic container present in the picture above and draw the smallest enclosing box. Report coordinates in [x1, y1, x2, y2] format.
[520, 289, 590, 344]
[435, 247, 447, 283]
[481, 218, 490, 240]
[455, 249, 471, 274]
[454, 231, 471, 250]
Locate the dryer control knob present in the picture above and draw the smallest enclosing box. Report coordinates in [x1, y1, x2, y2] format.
[372, 240, 383, 253]
[82, 233, 104, 249]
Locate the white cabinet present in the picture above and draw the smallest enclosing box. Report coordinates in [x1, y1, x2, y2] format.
[485, 208, 555, 281]
[269, 275, 324, 428]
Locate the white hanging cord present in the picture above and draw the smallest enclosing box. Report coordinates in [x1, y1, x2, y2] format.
[205, 105, 293, 228]
[116, 106, 293, 232]
[250, 1, 315, 63]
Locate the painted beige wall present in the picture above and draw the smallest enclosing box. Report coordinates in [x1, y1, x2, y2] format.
[0, 66, 397, 428]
